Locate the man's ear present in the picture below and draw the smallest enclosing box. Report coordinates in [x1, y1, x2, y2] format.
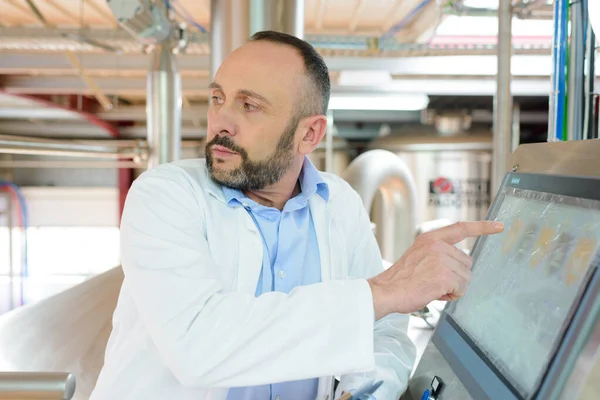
[298, 115, 328, 155]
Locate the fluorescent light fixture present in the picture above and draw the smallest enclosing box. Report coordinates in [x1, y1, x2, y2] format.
[328, 94, 429, 111]
[463, 0, 498, 8]
[337, 70, 392, 86]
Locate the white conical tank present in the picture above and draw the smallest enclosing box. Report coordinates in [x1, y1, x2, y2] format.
[0, 267, 123, 400]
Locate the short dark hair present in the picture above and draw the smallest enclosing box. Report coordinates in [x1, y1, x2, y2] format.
[249, 30, 331, 117]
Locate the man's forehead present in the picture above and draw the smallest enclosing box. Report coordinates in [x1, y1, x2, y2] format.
[214, 41, 305, 101]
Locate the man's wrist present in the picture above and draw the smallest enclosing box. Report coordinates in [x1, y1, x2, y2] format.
[367, 278, 388, 321]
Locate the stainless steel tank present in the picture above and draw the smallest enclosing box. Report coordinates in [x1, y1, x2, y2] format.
[368, 125, 492, 251]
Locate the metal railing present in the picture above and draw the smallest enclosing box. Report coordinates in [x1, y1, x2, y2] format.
[0, 372, 75, 400]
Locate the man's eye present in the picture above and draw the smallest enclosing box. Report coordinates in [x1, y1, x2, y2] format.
[211, 96, 223, 105]
[244, 103, 258, 112]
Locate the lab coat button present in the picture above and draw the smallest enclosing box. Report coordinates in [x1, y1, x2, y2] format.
[279, 270, 286, 278]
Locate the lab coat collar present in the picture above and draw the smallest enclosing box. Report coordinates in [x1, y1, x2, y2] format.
[308, 194, 332, 282]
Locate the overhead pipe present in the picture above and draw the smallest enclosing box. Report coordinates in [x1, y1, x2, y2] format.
[146, 42, 182, 169]
[210, 0, 304, 80]
[342, 150, 418, 262]
[210, 0, 250, 79]
[0, 160, 147, 169]
[514, 0, 553, 19]
[491, 0, 513, 195]
[0, 134, 147, 160]
[250, 0, 305, 38]
[446, 1, 553, 20]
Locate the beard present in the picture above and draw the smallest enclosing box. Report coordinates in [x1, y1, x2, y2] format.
[205, 116, 298, 190]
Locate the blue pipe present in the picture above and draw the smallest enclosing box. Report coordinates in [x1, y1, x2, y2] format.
[558, 0, 568, 141]
[381, 0, 431, 40]
[550, 0, 568, 141]
[0, 182, 29, 306]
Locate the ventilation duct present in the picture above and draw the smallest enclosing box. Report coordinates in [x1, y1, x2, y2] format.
[106, 0, 172, 44]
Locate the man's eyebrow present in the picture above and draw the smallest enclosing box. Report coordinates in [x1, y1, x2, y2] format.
[238, 89, 272, 106]
[209, 82, 272, 107]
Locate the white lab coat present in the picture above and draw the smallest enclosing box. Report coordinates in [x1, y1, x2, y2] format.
[90, 158, 416, 400]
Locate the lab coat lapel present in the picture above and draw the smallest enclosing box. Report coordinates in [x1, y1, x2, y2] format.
[309, 196, 332, 282]
[236, 209, 264, 294]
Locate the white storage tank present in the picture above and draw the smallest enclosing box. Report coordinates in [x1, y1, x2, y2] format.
[367, 116, 492, 250]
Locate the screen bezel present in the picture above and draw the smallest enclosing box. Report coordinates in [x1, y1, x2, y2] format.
[434, 172, 600, 400]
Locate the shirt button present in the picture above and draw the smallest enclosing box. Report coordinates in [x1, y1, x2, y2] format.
[279, 270, 286, 279]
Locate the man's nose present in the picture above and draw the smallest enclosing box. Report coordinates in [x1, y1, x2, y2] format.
[209, 106, 237, 137]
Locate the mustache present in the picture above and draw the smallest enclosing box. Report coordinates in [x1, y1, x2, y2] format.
[207, 135, 246, 156]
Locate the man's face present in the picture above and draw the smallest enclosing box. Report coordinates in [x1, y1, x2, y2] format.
[205, 41, 306, 190]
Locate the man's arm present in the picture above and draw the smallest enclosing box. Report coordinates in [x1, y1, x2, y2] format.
[120, 165, 377, 388]
[335, 189, 416, 399]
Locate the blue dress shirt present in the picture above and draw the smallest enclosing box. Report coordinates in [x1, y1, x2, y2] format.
[224, 157, 329, 400]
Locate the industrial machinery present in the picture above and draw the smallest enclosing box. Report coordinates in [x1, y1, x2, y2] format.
[402, 139, 600, 400]
[368, 118, 492, 251]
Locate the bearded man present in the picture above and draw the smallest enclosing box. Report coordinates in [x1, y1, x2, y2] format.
[90, 31, 502, 400]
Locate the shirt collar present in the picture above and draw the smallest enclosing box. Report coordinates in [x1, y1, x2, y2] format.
[221, 156, 329, 208]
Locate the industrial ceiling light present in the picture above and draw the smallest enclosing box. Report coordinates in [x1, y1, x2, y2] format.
[328, 94, 430, 111]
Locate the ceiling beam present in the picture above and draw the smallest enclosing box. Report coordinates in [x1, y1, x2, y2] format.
[0, 50, 565, 77]
[0, 52, 210, 74]
[2, 0, 40, 24]
[45, 0, 81, 24]
[82, 0, 118, 28]
[348, 0, 368, 32]
[0, 73, 566, 96]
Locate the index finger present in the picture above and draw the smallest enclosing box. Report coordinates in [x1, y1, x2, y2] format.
[424, 221, 504, 245]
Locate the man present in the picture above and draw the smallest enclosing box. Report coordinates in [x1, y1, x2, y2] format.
[91, 31, 503, 400]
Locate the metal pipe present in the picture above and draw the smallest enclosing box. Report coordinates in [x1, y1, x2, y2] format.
[5, 192, 14, 311]
[342, 150, 418, 262]
[250, 0, 305, 38]
[325, 111, 333, 173]
[446, 2, 553, 20]
[512, 103, 521, 153]
[552, 0, 569, 141]
[0, 135, 146, 159]
[515, 0, 550, 18]
[0, 371, 75, 400]
[584, 2, 596, 140]
[146, 43, 182, 169]
[568, 0, 585, 140]
[549, 0, 559, 141]
[210, 0, 250, 79]
[0, 160, 147, 169]
[492, 0, 513, 195]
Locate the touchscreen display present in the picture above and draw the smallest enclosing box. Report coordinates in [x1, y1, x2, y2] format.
[448, 187, 600, 398]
